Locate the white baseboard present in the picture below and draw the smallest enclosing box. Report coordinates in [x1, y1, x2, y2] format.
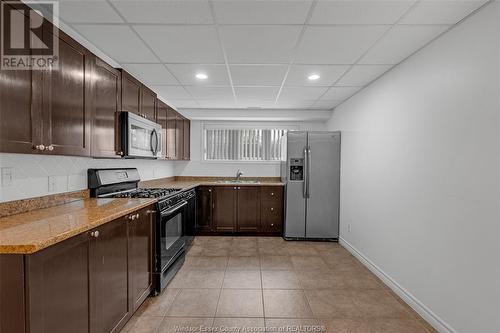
[339, 237, 456, 333]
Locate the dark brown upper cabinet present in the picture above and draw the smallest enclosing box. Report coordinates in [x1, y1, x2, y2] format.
[121, 70, 157, 122]
[175, 114, 184, 159]
[141, 85, 156, 122]
[90, 57, 122, 158]
[121, 70, 141, 115]
[166, 107, 179, 160]
[157, 99, 168, 159]
[41, 28, 92, 157]
[182, 118, 191, 160]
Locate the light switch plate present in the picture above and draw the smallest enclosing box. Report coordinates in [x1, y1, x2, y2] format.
[1, 167, 13, 187]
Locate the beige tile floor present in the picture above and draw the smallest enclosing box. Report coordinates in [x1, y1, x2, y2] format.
[123, 236, 436, 333]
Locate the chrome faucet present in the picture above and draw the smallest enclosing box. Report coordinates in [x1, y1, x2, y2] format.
[236, 169, 244, 180]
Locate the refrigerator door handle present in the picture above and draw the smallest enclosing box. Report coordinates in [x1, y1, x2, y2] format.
[307, 147, 311, 198]
[303, 147, 308, 198]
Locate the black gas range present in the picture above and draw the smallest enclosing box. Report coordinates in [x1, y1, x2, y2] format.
[88, 168, 196, 294]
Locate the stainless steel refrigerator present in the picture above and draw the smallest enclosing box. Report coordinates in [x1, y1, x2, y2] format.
[281, 131, 341, 240]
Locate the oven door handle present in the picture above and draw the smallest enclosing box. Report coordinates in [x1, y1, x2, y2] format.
[160, 200, 188, 216]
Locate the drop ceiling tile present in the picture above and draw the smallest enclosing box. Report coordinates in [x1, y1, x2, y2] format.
[359, 25, 450, 64]
[400, 0, 486, 24]
[122, 64, 178, 85]
[134, 25, 224, 63]
[279, 87, 329, 101]
[169, 100, 200, 109]
[337, 65, 392, 87]
[234, 87, 280, 100]
[311, 100, 342, 109]
[236, 100, 277, 108]
[230, 65, 288, 86]
[197, 100, 238, 108]
[110, 0, 213, 24]
[60, 1, 124, 23]
[275, 100, 316, 109]
[220, 26, 303, 63]
[185, 86, 235, 100]
[73, 25, 157, 62]
[166, 64, 230, 86]
[295, 26, 389, 64]
[213, 0, 312, 24]
[310, 0, 415, 24]
[285, 65, 350, 86]
[321, 87, 362, 100]
[150, 85, 192, 100]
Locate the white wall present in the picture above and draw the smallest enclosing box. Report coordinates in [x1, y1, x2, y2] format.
[0, 153, 175, 202]
[326, 3, 500, 333]
[175, 120, 326, 177]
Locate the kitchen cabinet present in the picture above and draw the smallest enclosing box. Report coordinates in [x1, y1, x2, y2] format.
[197, 186, 283, 235]
[140, 85, 156, 122]
[121, 70, 157, 121]
[121, 70, 141, 115]
[41, 27, 92, 157]
[0, 205, 155, 333]
[237, 187, 261, 232]
[0, 2, 42, 154]
[89, 217, 129, 333]
[157, 99, 168, 158]
[196, 186, 214, 232]
[260, 187, 284, 233]
[213, 187, 238, 232]
[166, 107, 179, 159]
[90, 57, 122, 158]
[26, 232, 90, 333]
[182, 119, 191, 160]
[128, 207, 154, 312]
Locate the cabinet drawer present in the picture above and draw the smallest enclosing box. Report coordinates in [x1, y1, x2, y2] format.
[261, 200, 282, 218]
[261, 187, 283, 202]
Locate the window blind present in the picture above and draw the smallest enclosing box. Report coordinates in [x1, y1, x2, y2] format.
[204, 129, 286, 161]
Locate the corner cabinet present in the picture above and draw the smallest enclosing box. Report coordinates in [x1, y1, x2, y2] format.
[196, 186, 283, 235]
[0, 205, 155, 333]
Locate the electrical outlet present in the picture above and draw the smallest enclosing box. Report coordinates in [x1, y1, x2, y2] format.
[1, 167, 13, 187]
[347, 223, 352, 233]
[48, 176, 57, 192]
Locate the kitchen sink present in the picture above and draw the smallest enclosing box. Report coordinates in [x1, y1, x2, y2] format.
[215, 180, 261, 184]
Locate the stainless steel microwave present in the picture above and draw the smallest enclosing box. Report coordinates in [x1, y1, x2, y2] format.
[120, 112, 162, 158]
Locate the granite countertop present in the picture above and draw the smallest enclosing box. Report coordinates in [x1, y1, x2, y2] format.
[0, 198, 156, 254]
[140, 177, 285, 190]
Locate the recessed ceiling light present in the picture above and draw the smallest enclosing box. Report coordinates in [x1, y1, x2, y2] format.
[308, 74, 320, 81]
[195, 73, 208, 80]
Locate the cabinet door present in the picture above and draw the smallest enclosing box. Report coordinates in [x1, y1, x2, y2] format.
[157, 100, 168, 159]
[42, 29, 91, 156]
[196, 187, 213, 232]
[182, 119, 190, 160]
[26, 233, 89, 333]
[140, 85, 156, 122]
[89, 218, 129, 333]
[166, 108, 178, 159]
[237, 187, 260, 232]
[0, 3, 43, 154]
[121, 70, 140, 115]
[213, 187, 237, 232]
[91, 57, 121, 158]
[176, 115, 184, 160]
[128, 207, 154, 312]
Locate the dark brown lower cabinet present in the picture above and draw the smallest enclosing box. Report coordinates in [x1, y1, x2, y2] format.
[26, 232, 90, 333]
[213, 187, 237, 232]
[128, 208, 154, 312]
[0, 204, 155, 333]
[199, 186, 282, 235]
[237, 187, 260, 232]
[196, 187, 214, 232]
[89, 217, 129, 333]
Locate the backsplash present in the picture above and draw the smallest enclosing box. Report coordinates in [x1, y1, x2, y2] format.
[0, 153, 176, 203]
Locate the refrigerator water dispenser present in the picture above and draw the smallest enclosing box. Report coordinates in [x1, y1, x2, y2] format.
[289, 158, 304, 181]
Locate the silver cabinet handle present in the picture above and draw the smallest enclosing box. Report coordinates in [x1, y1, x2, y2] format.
[90, 230, 99, 238]
[136, 213, 139, 219]
[35, 144, 45, 151]
[270, 192, 274, 196]
[237, 187, 241, 190]
[233, 187, 237, 190]
[270, 223, 274, 227]
[46, 145, 54, 151]
[270, 207, 274, 212]
[208, 189, 212, 192]
[129, 215, 135, 221]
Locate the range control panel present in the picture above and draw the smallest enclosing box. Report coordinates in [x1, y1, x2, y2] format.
[289, 158, 304, 181]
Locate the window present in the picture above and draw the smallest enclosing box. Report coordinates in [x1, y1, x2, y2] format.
[204, 128, 287, 161]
